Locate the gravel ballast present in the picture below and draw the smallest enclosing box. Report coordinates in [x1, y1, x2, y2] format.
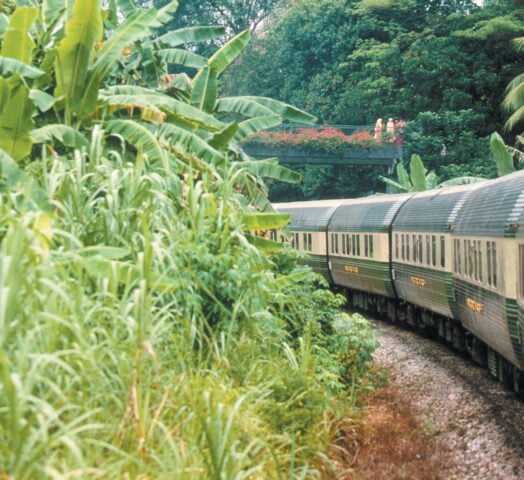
[372, 320, 524, 480]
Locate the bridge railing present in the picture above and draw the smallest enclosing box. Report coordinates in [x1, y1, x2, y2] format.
[269, 124, 375, 136]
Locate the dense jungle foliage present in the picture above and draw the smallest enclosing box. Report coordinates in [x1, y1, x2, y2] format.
[222, 0, 524, 200]
[0, 0, 378, 477]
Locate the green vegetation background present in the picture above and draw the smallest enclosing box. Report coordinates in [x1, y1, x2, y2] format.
[220, 0, 524, 200]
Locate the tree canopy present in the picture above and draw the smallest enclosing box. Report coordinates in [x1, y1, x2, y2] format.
[223, 0, 524, 199]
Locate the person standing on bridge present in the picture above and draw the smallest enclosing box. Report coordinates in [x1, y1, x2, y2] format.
[374, 118, 383, 142]
[386, 118, 395, 143]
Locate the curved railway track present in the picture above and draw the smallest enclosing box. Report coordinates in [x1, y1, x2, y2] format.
[372, 318, 524, 480]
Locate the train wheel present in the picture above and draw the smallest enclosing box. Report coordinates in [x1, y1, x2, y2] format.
[513, 368, 524, 399]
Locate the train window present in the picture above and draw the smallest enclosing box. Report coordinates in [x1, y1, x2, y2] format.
[413, 235, 418, 262]
[491, 242, 498, 287]
[468, 240, 475, 278]
[365, 235, 369, 257]
[370, 235, 374, 258]
[487, 241, 498, 287]
[351, 234, 356, 256]
[487, 241, 492, 285]
[471, 240, 479, 280]
[440, 236, 445, 268]
[406, 235, 410, 261]
[477, 240, 482, 282]
[432, 235, 436, 266]
[401, 234, 405, 260]
[303, 233, 307, 251]
[342, 234, 346, 255]
[426, 235, 430, 264]
[395, 234, 399, 259]
[519, 244, 524, 298]
[457, 240, 461, 275]
[295, 233, 300, 250]
[346, 234, 351, 256]
[418, 235, 423, 264]
[356, 235, 361, 256]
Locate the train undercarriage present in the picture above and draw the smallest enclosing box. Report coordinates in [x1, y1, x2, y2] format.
[337, 286, 524, 399]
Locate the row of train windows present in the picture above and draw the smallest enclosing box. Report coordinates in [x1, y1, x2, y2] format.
[330, 233, 374, 258]
[394, 234, 445, 268]
[291, 232, 313, 252]
[454, 239, 498, 287]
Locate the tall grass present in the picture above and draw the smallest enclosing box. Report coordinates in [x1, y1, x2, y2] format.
[0, 131, 376, 478]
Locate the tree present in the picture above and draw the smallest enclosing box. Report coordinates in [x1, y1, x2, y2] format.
[224, 0, 524, 200]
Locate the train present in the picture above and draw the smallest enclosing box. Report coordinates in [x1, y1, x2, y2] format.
[274, 169, 524, 396]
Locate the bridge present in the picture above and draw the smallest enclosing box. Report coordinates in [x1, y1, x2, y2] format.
[242, 124, 403, 172]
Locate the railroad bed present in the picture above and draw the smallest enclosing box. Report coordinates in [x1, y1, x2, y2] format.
[372, 319, 524, 480]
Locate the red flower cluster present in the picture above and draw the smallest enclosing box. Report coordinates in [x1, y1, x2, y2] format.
[243, 127, 376, 153]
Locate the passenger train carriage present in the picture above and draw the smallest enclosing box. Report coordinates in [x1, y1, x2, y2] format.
[274, 170, 524, 395]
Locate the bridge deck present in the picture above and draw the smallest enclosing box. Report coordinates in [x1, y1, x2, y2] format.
[242, 124, 403, 166]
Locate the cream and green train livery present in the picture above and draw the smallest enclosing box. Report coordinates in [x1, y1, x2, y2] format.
[275, 170, 524, 396]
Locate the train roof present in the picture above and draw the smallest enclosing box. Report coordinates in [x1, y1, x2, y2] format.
[454, 170, 524, 237]
[393, 183, 483, 233]
[274, 199, 346, 231]
[328, 194, 412, 232]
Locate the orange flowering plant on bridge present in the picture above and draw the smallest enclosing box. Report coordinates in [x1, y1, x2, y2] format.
[243, 127, 376, 153]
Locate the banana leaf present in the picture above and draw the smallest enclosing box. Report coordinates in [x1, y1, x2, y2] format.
[0, 6, 38, 64]
[31, 125, 90, 150]
[191, 65, 217, 113]
[242, 212, 291, 230]
[159, 26, 225, 47]
[54, 0, 103, 118]
[409, 154, 427, 192]
[208, 29, 250, 75]
[0, 56, 44, 79]
[107, 119, 167, 166]
[490, 132, 516, 176]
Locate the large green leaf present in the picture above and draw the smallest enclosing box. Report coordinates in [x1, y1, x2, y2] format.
[54, 0, 103, 119]
[208, 123, 239, 150]
[191, 65, 217, 113]
[31, 125, 90, 150]
[93, 9, 157, 80]
[0, 6, 38, 65]
[29, 89, 56, 112]
[42, 0, 67, 28]
[378, 175, 407, 192]
[228, 96, 317, 124]
[245, 234, 284, 252]
[107, 119, 167, 166]
[0, 148, 50, 211]
[208, 30, 250, 76]
[78, 8, 158, 119]
[0, 57, 44, 79]
[244, 158, 302, 184]
[490, 132, 516, 176]
[0, 78, 34, 162]
[242, 213, 291, 230]
[215, 97, 275, 118]
[101, 85, 224, 130]
[409, 154, 426, 192]
[158, 123, 227, 168]
[152, 0, 179, 28]
[159, 26, 225, 47]
[157, 48, 207, 69]
[396, 163, 410, 190]
[237, 115, 282, 140]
